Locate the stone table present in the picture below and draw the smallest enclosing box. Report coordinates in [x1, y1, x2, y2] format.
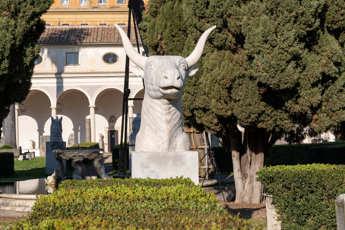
[46, 148, 111, 193]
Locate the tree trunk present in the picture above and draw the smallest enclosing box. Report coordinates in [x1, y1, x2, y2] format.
[230, 126, 273, 203]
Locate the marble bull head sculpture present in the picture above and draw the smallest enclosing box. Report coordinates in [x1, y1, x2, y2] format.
[115, 24, 216, 152]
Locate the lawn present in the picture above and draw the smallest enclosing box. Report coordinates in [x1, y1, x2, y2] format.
[0, 157, 48, 182]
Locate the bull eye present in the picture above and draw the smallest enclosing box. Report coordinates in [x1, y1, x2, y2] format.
[149, 63, 155, 69]
[180, 63, 186, 71]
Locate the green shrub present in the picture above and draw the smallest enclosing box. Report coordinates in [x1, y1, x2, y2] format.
[67, 142, 99, 149]
[257, 164, 345, 229]
[0, 144, 13, 149]
[308, 145, 345, 164]
[12, 178, 254, 229]
[0, 152, 14, 176]
[267, 141, 345, 166]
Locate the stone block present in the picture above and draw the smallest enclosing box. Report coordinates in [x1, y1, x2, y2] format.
[265, 194, 281, 230]
[16, 178, 46, 195]
[39, 136, 50, 157]
[336, 194, 345, 230]
[131, 151, 199, 185]
[46, 141, 66, 174]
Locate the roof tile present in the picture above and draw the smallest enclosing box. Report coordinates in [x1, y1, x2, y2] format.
[38, 25, 141, 45]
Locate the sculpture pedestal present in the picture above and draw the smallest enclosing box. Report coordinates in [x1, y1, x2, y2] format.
[131, 151, 199, 185]
[46, 142, 66, 174]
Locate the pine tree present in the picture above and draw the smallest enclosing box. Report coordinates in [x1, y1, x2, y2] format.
[141, 0, 345, 203]
[0, 0, 53, 124]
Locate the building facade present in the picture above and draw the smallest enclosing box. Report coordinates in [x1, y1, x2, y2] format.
[16, 25, 144, 152]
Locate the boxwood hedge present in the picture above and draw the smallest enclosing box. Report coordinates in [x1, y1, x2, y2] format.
[257, 164, 345, 229]
[0, 152, 14, 176]
[12, 178, 255, 229]
[67, 142, 99, 149]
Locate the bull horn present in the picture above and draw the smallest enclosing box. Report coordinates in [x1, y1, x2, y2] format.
[185, 26, 216, 68]
[115, 24, 147, 69]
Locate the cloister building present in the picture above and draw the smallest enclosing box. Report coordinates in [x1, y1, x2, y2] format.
[16, 25, 144, 152]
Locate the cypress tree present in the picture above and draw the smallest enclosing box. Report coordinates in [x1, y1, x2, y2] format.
[0, 0, 53, 124]
[141, 0, 345, 203]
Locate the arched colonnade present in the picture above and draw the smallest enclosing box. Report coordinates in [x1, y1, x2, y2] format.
[16, 86, 144, 152]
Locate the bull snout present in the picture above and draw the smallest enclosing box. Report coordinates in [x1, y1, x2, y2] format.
[160, 69, 183, 91]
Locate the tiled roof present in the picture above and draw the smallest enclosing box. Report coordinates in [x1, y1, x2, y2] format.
[38, 25, 141, 45]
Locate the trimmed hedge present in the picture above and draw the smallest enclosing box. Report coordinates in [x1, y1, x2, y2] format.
[267, 141, 345, 166]
[211, 142, 345, 173]
[12, 178, 254, 229]
[257, 164, 345, 229]
[0, 152, 14, 176]
[308, 145, 345, 164]
[67, 142, 99, 149]
[0, 144, 13, 149]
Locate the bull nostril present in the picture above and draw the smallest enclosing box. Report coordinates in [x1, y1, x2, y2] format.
[177, 76, 181, 80]
[164, 76, 168, 79]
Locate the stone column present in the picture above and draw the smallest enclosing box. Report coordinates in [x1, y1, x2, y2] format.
[15, 104, 19, 149]
[51, 106, 57, 119]
[128, 104, 134, 134]
[336, 194, 345, 230]
[89, 105, 96, 142]
[85, 119, 91, 143]
[3, 104, 17, 148]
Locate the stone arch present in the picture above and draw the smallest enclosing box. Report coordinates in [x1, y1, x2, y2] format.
[28, 88, 54, 107]
[92, 86, 123, 106]
[56, 87, 92, 107]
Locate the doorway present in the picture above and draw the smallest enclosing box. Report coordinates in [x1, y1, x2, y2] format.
[108, 130, 118, 152]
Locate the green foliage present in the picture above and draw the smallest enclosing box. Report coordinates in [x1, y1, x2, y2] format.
[0, 0, 53, 124]
[257, 164, 345, 229]
[67, 142, 99, 149]
[12, 178, 254, 229]
[267, 141, 345, 166]
[0, 152, 14, 176]
[308, 145, 345, 164]
[0, 144, 13, 149]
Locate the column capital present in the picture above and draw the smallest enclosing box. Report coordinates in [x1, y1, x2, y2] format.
[50, 106, 57, 109]
[89, 105, 96, 109]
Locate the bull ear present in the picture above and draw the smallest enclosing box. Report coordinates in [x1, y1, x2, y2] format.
[130, 66, 144, 78]
[59, 116, 63, 122]
[187, 65, 199, 76]
[51, 116, 54, 122]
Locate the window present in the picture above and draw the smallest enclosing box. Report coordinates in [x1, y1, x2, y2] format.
[117, 0, 126, 3]
[99, 0, 106, 3]
[99, 23, 107, 25]
[80, 0, 87, 3]
[34, 55, 42, 65]
[62, 24, 69, 26]
[61, 0, 69, 3]
[66, 53, 79, 65]
[81, 23, 88, 25]
[103, 53, 118, 64]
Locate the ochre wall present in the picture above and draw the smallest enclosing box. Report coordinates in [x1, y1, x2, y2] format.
[42, 0, 132, 26]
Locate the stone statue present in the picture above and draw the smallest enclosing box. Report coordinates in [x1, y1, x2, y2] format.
[50, 116, 63, 142]
[129, 114, 141, 172]
[115, 24, 216, 152]
[99, 133, 104, 149]
[67, 133, 74, 147]
[30, 140, 35, 149]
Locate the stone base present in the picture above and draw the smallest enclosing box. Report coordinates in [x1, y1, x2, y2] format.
[131, 151, 199, 185]
[46, 141, 66, 174]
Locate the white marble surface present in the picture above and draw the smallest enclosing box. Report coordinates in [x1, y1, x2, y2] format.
[115, 24, 216, 152]
[336, 194, 345, 230]
[131, 151, 199, 185]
